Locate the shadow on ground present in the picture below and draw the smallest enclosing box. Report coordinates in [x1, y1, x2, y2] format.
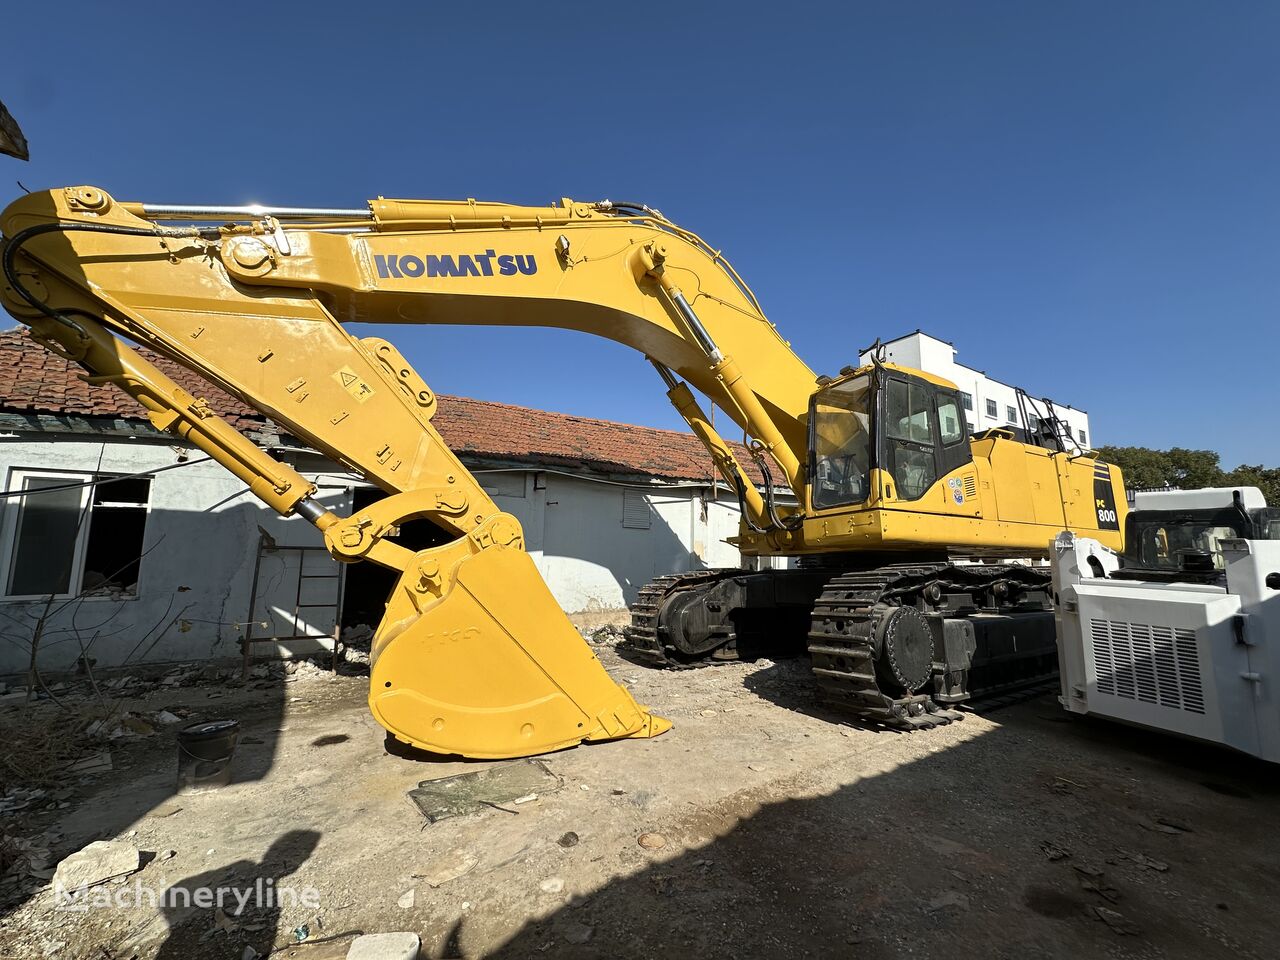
[473, 691, 1280, 960]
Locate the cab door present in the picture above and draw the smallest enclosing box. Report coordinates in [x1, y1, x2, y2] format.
[880, 374, 973, 506]
[881, 376, 938, 501]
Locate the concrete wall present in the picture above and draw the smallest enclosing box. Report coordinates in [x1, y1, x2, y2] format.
[0, 434, 758, 675]
[0, 435, 354, 676]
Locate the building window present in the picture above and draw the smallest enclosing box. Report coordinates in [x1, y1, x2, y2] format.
[3, 471, 152, 599]
[622, 489, 652, 529]
[960, 392, 973, 411]
[985, 399, 997, 418]
[1004, 405, 1016, 424]
[1028, 413, 1040, 433]
[1078, 428, 1087, 446]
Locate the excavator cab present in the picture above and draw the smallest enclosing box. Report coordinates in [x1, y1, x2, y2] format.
[809, 364, 971, 513]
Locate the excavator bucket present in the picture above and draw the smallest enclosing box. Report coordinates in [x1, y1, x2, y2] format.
[368, 544, 671, 759]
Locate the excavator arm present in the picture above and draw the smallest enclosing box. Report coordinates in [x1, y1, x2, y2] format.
[0, 186, 820, 758]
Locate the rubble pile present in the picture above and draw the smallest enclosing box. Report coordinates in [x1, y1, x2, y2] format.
[582, 623, 627, 646]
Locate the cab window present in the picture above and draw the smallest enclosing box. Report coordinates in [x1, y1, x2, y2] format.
[811, 376, 872, 510]
[938, 397, 964, 445]
[884, 379, 936, 501]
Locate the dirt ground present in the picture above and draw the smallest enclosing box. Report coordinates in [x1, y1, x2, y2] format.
[2, 632, 1278, 960]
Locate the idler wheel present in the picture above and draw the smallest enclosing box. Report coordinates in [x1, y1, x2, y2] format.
[874, 605, 934, 694]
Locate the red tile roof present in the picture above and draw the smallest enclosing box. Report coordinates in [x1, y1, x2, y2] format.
[0, 327, 750, 483]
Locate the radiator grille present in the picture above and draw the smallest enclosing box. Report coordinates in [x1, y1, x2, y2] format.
[1089, 619, 1204, 714]
[962, 475, 977, 499]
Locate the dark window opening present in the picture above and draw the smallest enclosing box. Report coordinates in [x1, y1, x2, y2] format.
[81, 476, 150, 597]
[7, 477, 82, 596]
[6, 473, 151, 598]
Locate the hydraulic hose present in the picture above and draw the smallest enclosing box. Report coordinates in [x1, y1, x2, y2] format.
[2, 220, 215, 332]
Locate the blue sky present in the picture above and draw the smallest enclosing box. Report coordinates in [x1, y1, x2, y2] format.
[5, 2, 1277, 466]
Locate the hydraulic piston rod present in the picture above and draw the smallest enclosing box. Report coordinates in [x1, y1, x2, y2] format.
[125, 203, 374, 221]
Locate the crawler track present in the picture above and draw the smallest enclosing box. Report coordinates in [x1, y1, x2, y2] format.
[628, 562, 1058, 730]
[622, 569, 740, 668]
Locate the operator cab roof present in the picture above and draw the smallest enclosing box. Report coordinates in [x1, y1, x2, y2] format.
[1131, 486, 1267, 512]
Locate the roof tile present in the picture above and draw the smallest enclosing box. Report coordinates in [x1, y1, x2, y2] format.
[0, 328, 756, 483]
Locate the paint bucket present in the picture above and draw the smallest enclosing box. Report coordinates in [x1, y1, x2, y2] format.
[176, 719, 240, 793]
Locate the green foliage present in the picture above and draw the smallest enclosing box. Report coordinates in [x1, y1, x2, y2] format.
[1096, 445, 1280, 506]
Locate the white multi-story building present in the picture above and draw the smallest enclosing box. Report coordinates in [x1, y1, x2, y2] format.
[858, 331, 1092, 452]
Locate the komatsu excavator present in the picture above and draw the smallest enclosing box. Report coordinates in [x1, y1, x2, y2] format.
[0, 186, 1126, 759]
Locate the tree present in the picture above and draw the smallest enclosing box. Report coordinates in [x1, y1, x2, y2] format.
[1223, 465, 1280, 507]
[1096, 444, 1278, 506]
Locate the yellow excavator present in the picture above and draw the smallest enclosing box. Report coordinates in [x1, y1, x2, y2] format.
[0, 186, 1126, 758]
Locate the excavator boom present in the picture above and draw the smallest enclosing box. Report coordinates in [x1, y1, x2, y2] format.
[1, 185, 1127, 747]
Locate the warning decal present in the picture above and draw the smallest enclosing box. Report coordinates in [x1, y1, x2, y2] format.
[333, 366, 376, 403]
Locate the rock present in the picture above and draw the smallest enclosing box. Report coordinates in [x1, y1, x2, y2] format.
[925, 891, 970, 913]
[1090, 905, 1140, 935]
[155, 710, 183, 725]
[1140, 816, 1191, 835]
[1125, 852, 1169, 872]
[747, 764, 766, 772]
[699, 709, 717, 718]
[65, 751, 112, 774]
[416, 850, 477, 888]
[53, 841, 140, 893]
[557, 832, 580, 848]
[148, 802, 183, 819]
[397, 888, 415, 909]
[346, 932, 421, 960]
[1039, 840, 1070, 861]
[540, 877, 565, 894]
[637, 833, 667, 850]
[120, 714, 156, 736]
[561, 922, 593, 945]
[159, 850, 177, 862]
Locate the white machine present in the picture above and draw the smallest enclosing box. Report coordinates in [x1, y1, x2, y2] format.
[1052, 487, 1280, 762]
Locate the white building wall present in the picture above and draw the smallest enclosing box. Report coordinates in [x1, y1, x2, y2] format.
[0, 435, 352, 676]
[0, 435, 755, 675]
[860, 332, 1093, 451]
[509, 472, 750, 614]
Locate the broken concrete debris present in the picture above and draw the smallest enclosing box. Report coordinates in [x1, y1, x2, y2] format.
[560, 921, 594, 944]
[1090, 905, 1141, 935]
[581, 623, 626, 646]
[415, 849, 478, 888]
[51, 840, 140, 893]
[345, 932, 421, 960]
